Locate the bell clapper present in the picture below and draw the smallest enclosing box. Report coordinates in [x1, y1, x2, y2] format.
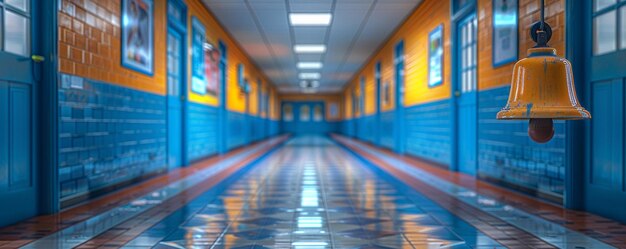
[528, 118, 554, 143]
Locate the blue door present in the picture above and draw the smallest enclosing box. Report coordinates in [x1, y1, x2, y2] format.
[298, 104, 311, 134]
[352, 91, 358, 137]
[375, 62, 382, 146]
[394, 41, 405, 153]
[166, 0, 186, 169]
[0, 0, 38, 226]
[166, 29, 184, 169]
[585, 0, 626, 222]
[455, 13, 478, 175]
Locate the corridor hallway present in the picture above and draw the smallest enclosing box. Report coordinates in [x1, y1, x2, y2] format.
[2, 136, 622, 248]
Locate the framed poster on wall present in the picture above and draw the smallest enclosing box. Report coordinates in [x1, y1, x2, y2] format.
[428, 25, 444, 87]
[191, 17, 207, 94]
[205, 45, 220, 96]
[382, 81, 390, 105]
[329, 103, 339, 119]
[493, 0, 518, 67]
[121, 0, 154, 75]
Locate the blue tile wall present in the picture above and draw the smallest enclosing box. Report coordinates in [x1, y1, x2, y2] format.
[357, 115, 376, 143]
[404, 100, 452, 165]
[251, 116, 265, 142]
[269, 120, 280, 136]
[477, 86, 566, 198]
[58, 74, 167, 200]
[379, 111, 395, 150]
[341, 119, 354, 137]
[281, 120, 341, 134]
[226, 111, 247, 150]
[186, 103, 218, 162]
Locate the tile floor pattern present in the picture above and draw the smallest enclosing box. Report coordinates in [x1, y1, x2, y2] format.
[127, 136, 503, 248]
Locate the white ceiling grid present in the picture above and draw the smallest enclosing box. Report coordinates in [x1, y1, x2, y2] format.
[202, 0, 422, 93]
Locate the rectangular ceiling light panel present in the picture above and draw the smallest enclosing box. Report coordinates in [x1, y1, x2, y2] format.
[294, 44, 326, 53]
[297, 62, 323, 69]
[289, 13, 332, 26]
[299, 72, 321, 79]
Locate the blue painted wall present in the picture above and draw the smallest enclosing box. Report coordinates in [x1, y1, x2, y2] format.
[58, 74, 167, 201]
[404, 100, 452, 166]
[226, 111, 247, 150]
[379, 111, 395, 150]
[356, 115, 376, 143]
[281, 101, 340, 135]
[56, 73, 279, 204]
[477, 86, 566, 199]
[339, 87, 566, 201]
[186, 103, 219, 162]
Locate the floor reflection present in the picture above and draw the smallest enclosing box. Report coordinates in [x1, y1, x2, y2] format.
[136, 136, 502, 248]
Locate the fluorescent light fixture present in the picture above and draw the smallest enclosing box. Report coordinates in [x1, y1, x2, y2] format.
[294, 44, 326, 53]
[297, 62, 323, 69]
[299, 72, 321, 80]
[289, 13, 332, 26]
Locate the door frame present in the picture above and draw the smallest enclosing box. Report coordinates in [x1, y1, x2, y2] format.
[450, 0, 476, 172]
[40, 0, 60, 214]
[166, 0, 188, 168]
[564, 0, 587, 210]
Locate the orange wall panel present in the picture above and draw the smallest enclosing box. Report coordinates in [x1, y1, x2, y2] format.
[59, 0, 279, 115]
[477, 0, 565, 90]
[59, 0, 167, 95]
[342, 0, 452, 111]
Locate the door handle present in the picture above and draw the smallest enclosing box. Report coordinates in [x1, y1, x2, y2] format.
[31, 55, 45, 63]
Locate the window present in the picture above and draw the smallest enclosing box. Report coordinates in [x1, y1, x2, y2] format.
[592, 0, 626, 55]
[1, 0, 30, 56]
[461, 15, 477, 93]
[313, 105, 323, 121]
[283, 105, 293, 121]
[237, 64, 245, 89]
[167, 33, 182, 96]
[382, 82, 391, 105]
[300, 105, 310, 121]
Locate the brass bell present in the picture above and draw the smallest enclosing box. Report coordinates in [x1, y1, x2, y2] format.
[497, 21, 590, 143]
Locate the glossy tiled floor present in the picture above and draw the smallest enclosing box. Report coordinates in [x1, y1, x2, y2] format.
[122, 136, 502, 248]
[12, 136, 623, 248]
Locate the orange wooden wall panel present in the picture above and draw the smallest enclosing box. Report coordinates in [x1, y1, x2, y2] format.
[477, 0, 565, 90]
[58, 0, 167, 95]
[58, 0, 279, 116]
[342, 0, 566, 116]
[342, 0, 452, 110]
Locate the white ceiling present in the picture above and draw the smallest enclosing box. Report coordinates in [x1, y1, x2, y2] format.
[202, 0, 423, 94]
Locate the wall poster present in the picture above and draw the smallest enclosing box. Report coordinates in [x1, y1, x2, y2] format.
[428, 25, 444, 87]
[493, 0, 518, 67]
[191, 17, 207, 94]
[329, 103, 339, 119]
[205, 45, 220, 96]
[121, 0, 154, 75]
